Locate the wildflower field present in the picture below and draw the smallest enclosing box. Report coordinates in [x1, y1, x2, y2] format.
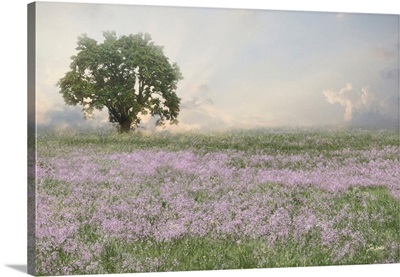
[34, 128, 399, 275]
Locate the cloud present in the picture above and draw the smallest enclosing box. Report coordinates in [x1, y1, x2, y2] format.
[323, 83, 354, 121]
[180, 102, 235, 131]
[360, 85, 373, 108]
[181, 98, 213, 109]
[181, 83, 213, 109]
[38, 106, 110, 130]
[323, 83, 398, 128]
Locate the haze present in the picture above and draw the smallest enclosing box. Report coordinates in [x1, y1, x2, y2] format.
[35, 2, 399, 131]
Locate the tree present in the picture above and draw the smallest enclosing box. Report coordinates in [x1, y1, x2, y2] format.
[57, 31, 183, 132]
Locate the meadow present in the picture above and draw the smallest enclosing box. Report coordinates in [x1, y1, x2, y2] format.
[34, 128, 399, 275]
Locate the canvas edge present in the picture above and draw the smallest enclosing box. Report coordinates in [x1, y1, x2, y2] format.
[28, 2, 36, 276]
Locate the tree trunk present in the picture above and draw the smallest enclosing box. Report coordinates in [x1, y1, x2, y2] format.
[119, 120, 132, 133]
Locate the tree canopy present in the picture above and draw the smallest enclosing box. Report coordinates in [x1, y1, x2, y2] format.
[57, 31, 183, 132]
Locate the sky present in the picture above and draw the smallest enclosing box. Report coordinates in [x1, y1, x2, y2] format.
[34, 2, 399, 131]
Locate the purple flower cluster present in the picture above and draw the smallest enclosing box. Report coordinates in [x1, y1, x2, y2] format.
[35, 144, 400, 274]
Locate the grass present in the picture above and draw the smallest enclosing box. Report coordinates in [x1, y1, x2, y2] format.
[34, 128, 399, 275]
[72, 184, 399, 273]
[37, 128, 399, 156]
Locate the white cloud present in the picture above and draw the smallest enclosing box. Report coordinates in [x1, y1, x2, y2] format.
[323, 83, 398, 127]
[323, 83, 354, 122]
[360, 85, 373, 107]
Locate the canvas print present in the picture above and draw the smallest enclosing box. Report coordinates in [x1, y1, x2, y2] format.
[28, 1, 399, 276]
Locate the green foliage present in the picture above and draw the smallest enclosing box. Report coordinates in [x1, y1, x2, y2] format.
[57, 31, 183, 132]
